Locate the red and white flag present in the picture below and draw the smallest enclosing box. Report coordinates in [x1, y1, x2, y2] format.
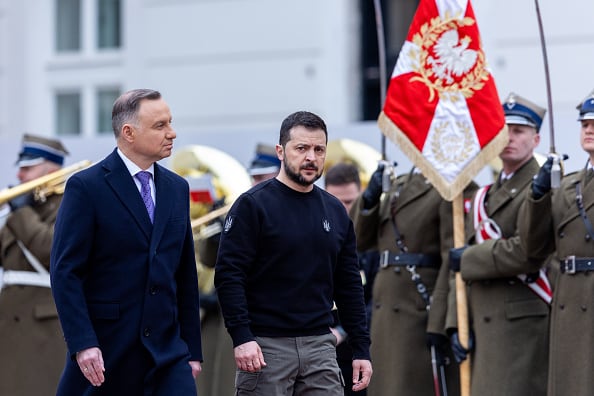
[379, 0, 508, 201]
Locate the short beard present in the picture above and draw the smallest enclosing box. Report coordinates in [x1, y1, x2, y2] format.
[283, 158, 322, 187]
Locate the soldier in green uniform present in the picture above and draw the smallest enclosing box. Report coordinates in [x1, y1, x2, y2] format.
[519, 89, 594, 396]
[351, 162, 474, 396]
[448, 93, 550, 396]
[0, 134, 69, 395]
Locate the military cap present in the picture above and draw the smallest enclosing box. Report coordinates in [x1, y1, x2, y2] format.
[16, 133, 69, 167]
[576, 89, 594, 121]
[247, 143, 281, 176]
[502, 92, 546, 131]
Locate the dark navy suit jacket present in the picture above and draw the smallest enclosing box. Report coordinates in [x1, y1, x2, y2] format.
[50, 149, 202, 394]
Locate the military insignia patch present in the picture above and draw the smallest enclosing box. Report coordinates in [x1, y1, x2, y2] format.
[322, 219, 331, 232]
[224, 215, 234, 233]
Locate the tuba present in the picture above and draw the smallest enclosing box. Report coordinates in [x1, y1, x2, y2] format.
[325, 138, 383, 189]
[170, 145, 252, 228]
[0, 160, 92, 206]
[170, 145, 251, 300]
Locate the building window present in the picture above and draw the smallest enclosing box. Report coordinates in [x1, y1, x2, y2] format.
[56, 0, 81, 52]
[56, 92, 81, 135]
[98, 0, 121, 49]
[97, 88, 120, 134]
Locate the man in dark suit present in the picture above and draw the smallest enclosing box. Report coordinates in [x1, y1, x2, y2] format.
[50, 88, 203, 395]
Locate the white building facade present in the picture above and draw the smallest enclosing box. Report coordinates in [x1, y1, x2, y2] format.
[0, 0, 592, 186]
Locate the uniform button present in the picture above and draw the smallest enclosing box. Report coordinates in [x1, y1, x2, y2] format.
[559, 304, 565, 310]
[581, 305, 587, 312]
[374, 303, 381, 309]
[508, 279, 516, 285]
[13, 316, 20, 323]
[558, 231, 565, 238]
[393, 267, 401, 274]
[483, 317, 491, 323]
[143, 328, 151, 337]
[586, 234, 591, 241]
[149, 286, 158, 295]
[392, 306, 400, 313]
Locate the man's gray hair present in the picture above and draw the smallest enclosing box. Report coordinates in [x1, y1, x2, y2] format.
[111, 89, 161, 137]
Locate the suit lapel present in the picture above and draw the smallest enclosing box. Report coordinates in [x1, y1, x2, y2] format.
[103, 150, 152, 239]
[150, 164, 173, 249]
[487, 159, 537, 215]
[394, 173, 432, 213]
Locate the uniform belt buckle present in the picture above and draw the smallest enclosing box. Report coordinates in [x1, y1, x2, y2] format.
[381, 251, 390, 268]
[563, 255, 576, 274]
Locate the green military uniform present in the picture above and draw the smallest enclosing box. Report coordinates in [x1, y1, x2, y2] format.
[0, 194, 67, 395]
[352, 170, 468, 396]
[520, 168, 594, 396]
[452, 157, 549, 396]
[195, 231, 236, 396]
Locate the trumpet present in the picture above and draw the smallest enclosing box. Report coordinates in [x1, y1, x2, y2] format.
[0, 160, 92, 206]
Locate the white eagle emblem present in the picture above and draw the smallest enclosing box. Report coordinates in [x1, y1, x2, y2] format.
[428, 29, 478, 84]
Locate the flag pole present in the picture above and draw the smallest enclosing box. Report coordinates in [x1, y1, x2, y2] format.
[453, 194, 471, 396]
[373, 0, 388, 160]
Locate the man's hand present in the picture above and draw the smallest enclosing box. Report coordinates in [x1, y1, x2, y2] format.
[234, 340, 267, 372]
[362, 164, 385, 209]
[532, 156, 554, 199]
[351, 359, 373, 392]
[330, 326, 347, 345]
[76, 347, 105, 387]
[449, 246, 467, 272]
[450, 330, 475, 364]
[189, 361, 202, 379]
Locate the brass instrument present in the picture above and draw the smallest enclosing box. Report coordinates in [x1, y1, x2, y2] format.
[0, 160, 92, 206]
[170, 145, 251, 298]
[325, 138, 383, 189]
[170, 145, 252, 230]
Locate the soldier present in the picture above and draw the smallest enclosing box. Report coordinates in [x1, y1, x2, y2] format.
[325, 162, 379, 396]
[351, 161, 473, 396]
[0, 134, 69, 395]
[519, 88, 594, 396]
[448, 93, 550, 396]
[247, 143, 281, 185]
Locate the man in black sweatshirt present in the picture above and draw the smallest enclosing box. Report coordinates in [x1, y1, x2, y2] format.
[215, 111, 372, 395]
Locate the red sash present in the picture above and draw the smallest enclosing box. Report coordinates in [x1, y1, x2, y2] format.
[473, 185, 552, 304]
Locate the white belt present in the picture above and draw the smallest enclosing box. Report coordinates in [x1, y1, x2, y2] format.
[0, 267, 51, 290]
[0, 241, 52, 291]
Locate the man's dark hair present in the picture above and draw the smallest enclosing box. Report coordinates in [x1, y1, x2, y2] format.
[279, 111, 327, 147]
[112, 89, 162, 137]
[325, 162, 361, 189]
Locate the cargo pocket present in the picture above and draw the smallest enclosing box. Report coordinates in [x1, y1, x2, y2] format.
[34, 303, 59, 321]
[505, 298, 549, 320]
[235, 370, 260, 391]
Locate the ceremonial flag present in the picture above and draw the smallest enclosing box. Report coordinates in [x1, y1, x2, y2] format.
[378, 0, 507, 200]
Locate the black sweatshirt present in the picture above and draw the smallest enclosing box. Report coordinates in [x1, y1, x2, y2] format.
[215, 178, 371, 360]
